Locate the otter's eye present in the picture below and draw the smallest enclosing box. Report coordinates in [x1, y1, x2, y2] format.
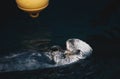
[69, 39, 74, 45]
[75, 50, 81, 54]
[77, 50, 80, 52]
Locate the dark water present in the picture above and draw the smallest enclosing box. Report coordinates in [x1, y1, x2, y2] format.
[0, 18, 119, 79]
[0, 0, 120, 79]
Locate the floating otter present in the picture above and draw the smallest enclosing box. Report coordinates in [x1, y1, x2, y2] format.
[49, 38, 93, 66]
[0, 38, 92, 72]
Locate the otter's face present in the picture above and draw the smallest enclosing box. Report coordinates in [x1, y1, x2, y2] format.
[66, 39, 80, 52]
[66, 38, 93, 56]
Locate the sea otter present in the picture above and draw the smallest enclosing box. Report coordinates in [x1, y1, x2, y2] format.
[49, 38, 93, 66]
[0, 38, 93, 72]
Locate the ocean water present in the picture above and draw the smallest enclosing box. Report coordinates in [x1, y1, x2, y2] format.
[0, 0, 120, 78]
[0, 17, 119, 79]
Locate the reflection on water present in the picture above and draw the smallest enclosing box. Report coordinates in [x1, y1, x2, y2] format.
[0, 50, 53, 72]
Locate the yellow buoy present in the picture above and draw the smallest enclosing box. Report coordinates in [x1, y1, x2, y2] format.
[16, 0, 49, 18]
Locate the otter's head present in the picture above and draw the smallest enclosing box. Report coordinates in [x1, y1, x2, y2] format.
[66, 38, 93, 57]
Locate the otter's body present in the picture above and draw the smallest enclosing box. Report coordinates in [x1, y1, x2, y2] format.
[0, 39, 92, 72]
